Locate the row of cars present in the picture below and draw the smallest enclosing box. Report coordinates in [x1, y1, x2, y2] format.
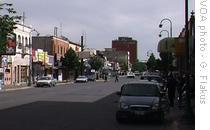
[35, 75, 94, 87]
[116, 74, 169, 123]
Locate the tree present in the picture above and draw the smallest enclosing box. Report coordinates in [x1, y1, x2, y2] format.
[62, 48, 80, 71]
[132, 59, 147, 72]
[159, 52, 173, 73]
[0, 3, 21, 54]
[118, 59, 128, 71]
[146, 53, 157, 71]
[89, 56, 104, 71]
[155, 58, 161, 71]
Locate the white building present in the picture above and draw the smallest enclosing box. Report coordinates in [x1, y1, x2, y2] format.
[3, 23, 32, 86]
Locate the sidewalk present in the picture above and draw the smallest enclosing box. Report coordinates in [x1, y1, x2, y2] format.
[0, 78, 107, 92]
[0, 84, 33, 92]
[168, 99, 195, 130]
[0, 81, 75, 92]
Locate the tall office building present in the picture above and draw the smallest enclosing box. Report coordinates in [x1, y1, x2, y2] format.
[112, 37, 137, 64]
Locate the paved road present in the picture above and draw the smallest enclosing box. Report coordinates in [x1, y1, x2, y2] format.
[0, 77, 194, 130]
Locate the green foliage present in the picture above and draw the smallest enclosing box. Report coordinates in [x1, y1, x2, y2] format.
[132, 59, 147, 72]
[62, 48, 80, 71]
[146, 53, 157, 71]
[89, 56, 104, 71]
[0, 3, 21, 54]
[159, 52, 173, 72]
[118, 59, 128, 71]
[155, 58, 161, 70]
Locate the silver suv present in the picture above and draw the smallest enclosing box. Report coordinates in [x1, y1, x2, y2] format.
[116, 81, 169, 122]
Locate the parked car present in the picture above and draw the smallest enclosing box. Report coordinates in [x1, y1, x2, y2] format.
[36, 76, 57, 87]
[134, 71, 140, 76]
[75, 76, 88, 83]
[127, 72, 135, 78]
[116, 81, 169, 123]
[87, 74, 96, 81]
[140, 75, 166, 92]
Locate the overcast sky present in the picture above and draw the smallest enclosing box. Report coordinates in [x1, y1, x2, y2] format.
[5, 0, 194, 60]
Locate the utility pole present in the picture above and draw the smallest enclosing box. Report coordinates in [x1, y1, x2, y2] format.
[80, 36, 84, 75]
[184, 0, 192, 117]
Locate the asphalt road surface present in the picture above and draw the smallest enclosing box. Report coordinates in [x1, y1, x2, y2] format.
[0, 77, 193, 130]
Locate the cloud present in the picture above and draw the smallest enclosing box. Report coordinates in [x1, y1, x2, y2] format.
[6, 0, 195, 60]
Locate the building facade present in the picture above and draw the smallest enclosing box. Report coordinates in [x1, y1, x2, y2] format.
[0, 23, 32, 86]
[32, 36, 81, 81]
[102, 48, 130, 71]
[112, 37, 137, 64]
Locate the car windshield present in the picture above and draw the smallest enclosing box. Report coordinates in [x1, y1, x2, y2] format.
[121, 84, 160, 96]
[141, 76, 162, 83]
[39, 77, 51, 80]
[78, 76, 86, 78]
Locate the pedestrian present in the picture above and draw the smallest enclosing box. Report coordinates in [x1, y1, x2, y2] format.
[167, 72, 177, 107]
[177, 74, 185, 108]
[104, 74, 107, 82]
[115, 73, 119, 82]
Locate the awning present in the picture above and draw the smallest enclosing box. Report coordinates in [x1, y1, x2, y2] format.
[157, 37, 185, 56]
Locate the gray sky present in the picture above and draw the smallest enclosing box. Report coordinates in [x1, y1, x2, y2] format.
[5, 0, 194, 60]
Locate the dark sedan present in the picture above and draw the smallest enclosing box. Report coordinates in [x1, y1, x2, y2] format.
[116, 81, 169, 123]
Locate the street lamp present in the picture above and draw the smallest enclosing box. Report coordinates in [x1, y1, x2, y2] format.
[147, 50, 153, 57]
[28, 29, 39, 86]
[159, 30, 169, 38]
[159, 18, 173, 37]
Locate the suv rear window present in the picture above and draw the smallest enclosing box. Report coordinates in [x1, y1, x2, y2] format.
[121, 84, 160, 97]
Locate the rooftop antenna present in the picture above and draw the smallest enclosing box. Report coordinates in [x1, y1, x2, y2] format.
[54, 26, 58, 37]
[60, 23, 62, 37]
[22, 12, 26, 31]
[82, 31, 87, 48]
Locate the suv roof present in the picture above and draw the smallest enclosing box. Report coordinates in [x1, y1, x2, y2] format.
[125, 80, 159, 86]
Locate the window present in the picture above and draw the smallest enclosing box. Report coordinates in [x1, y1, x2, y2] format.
[25, 37, 28, 47]
[121, 84, 160, 96]
[18, 35, 21, 49]
[22, 36, 24, 45]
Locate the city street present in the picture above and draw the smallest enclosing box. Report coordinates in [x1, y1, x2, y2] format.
[0, 77, 194, 130]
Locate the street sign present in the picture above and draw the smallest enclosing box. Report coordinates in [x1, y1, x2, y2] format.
[91, 69, 95, 73]
[0, 33, 16, 55]
[0, 68, 3, 73]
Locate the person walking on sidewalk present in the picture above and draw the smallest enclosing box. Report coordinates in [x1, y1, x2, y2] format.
[115, 73, 119, 82]
[104, 74, 107, 82]
[177, 74, 185, 108]
[167, 72, 177, 107]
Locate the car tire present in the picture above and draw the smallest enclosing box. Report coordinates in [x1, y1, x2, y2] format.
[116, 112, 126, 123]
[158, 112, 165, 123]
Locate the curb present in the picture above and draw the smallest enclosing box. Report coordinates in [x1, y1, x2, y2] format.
[57, 82, 74, 85]
[0, 86, 33, 92]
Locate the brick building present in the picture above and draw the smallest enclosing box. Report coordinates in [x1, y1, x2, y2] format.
[32, 36, 81, 81]
[112, 37, 137, 64]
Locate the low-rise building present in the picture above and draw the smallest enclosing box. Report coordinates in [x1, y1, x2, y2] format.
[1, 23, 32, 86]
[32, 36, 81, 81]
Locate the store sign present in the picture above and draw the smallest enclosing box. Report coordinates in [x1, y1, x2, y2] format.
[0, 33, 16, 55]
[0, 68, 3, 73]
[158, 37, 185, 54]
[38, 52, 49, 64]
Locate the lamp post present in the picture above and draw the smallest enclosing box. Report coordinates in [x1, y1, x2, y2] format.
[159, 18, 173, 37]
[28, 29, 39, 86]
[159, 30, 169, 38]
[146, 50, 153, 58]
[159, 18, 173, 75]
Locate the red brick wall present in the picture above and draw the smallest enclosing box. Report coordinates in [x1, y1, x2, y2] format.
[112, 41, 137, 64]
[52, 39, 69, 60]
